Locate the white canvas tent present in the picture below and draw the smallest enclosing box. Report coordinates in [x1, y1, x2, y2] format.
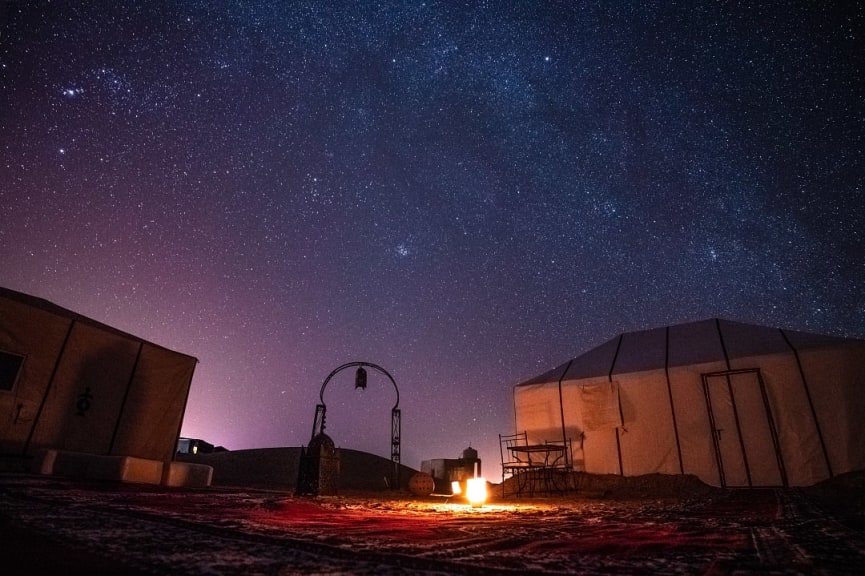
[514, 319, 865, 488]
[0, 286, 197, 464]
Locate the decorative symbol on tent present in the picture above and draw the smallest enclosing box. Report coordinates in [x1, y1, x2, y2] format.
[76, 387, 93, 416]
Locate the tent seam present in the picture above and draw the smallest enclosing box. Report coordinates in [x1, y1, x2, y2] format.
[22, 318, 77, 456]
[779, 328, 833, 478]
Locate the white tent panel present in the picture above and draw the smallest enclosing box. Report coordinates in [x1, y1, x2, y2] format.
[581, 426, 620, 475]
[703, 370, 784, 487]
[799, 344, 865, 477]
[112, 343, 197, 461]
[617, 369, 681, 477]
[667, 360, 725, 484]
[732, 352, 824, 487]
[28, 322, 140, 454]
[730, 371, 784, 487]
[514, 382, 563, 444]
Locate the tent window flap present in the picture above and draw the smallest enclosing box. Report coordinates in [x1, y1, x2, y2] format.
[580, 381, 623, 431]
[0, 350, 25, 392]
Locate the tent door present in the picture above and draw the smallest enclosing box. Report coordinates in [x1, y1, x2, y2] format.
[703, 369, 786, 488]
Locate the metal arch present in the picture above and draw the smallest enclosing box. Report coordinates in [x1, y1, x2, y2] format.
[319, 361, 400, 410]
[310, 361, 402, 490]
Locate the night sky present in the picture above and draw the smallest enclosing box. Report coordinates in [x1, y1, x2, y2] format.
[2, 2, 863, 477]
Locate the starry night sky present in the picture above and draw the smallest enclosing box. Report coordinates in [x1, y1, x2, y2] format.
[2, 2, 863, 476]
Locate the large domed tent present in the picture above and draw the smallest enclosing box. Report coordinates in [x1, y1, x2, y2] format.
[513, 319, 865, 487]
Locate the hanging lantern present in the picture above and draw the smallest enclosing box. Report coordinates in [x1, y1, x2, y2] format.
[355, 366, 367, 390]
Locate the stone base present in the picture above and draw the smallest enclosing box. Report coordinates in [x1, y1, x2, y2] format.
[31, 449, 212, 487]
[162, 461, 213, 488]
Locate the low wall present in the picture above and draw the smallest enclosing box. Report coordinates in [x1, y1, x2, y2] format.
[178, 447, 419, 491]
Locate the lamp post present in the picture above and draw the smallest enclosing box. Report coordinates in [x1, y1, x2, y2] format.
[309, 361, 401, 490]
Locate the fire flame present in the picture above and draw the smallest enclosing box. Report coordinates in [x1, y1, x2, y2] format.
[466, 477, 487, 507]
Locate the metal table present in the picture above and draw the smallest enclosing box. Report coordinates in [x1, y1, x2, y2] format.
[507, 444, 568, 496]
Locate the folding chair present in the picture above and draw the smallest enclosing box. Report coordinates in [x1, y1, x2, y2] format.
[499, 431, 531, 496]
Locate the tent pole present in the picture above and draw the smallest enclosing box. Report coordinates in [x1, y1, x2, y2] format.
[780, 329, 833, 479]
[756, 369, 789, 487]
[664, 326, 685, 475]
[108, 341, 144, 456]
[608, 334, 624, 476]
[714, 318, 732, 370]
[724, 373, 754, 488]
[702, 374, 727, 487]
[557, 360, 573, 466]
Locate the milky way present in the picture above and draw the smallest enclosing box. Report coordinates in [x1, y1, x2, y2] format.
[1, 2, 863, 476]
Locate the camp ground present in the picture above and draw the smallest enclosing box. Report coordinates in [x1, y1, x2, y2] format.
[3, 294, 865, 573]
[513, 318, 865, 488]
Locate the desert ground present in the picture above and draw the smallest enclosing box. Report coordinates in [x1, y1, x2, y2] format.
[1, 451, 864, 575]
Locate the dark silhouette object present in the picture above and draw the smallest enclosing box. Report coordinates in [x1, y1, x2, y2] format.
[296, 433, 339, 496]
